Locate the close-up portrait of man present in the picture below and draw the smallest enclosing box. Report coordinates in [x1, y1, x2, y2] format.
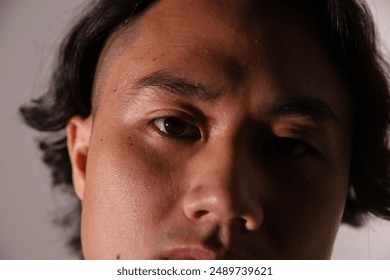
[0, 0, 389, 260]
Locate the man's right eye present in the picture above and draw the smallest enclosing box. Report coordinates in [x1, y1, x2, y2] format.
[152, 117, 201, 139]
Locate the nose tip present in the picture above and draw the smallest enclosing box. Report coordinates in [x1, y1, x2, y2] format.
[183, 185, 263, 231]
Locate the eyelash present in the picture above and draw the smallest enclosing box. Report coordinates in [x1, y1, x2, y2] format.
[151, 116, 315, 156]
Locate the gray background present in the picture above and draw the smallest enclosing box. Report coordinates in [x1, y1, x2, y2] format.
[0, 0, 389, 259]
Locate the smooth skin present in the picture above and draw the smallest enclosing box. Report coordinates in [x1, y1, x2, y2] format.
[67, 0, 352, 259]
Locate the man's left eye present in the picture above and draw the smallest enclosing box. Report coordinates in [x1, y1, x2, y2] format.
[153, 117, 201, 139]
[263, 137, 313, 156]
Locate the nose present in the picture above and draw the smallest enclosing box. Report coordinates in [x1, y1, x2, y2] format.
[182, 142, 263, 231]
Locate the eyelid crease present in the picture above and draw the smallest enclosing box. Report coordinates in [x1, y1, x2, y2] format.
[266, 97, 341, 130]
[132, 70, 219, 102]
[273, 127, 325, 152]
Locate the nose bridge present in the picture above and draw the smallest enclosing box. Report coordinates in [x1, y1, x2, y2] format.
[183, 133, 263, 230]
[202, 137, 240, 189]
[194, 129, 245, 195]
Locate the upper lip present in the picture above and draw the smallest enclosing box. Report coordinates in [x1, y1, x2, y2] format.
[166, 247, 218, 260]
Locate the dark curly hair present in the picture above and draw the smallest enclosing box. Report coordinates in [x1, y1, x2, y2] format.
[20, 0, 390, 258]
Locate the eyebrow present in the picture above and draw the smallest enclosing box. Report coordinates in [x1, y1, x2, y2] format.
[267, 97, 340, 128]
[133, 71, 340, 128]
[133, 70, 219, 102]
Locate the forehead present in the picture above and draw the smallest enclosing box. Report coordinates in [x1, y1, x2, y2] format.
[94, 0, 348, 120]
[111, 0, 316, 63]
[96, 0, 326, 90]
[142, 0, 268, 42]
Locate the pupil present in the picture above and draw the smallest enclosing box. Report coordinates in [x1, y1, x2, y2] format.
[164, 117, 186, 135]
[270, 138, 298, 154]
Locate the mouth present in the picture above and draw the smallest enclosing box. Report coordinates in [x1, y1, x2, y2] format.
[165, 247, 218, 260]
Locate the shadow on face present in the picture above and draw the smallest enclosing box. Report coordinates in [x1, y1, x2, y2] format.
[66, 0, 352, 259]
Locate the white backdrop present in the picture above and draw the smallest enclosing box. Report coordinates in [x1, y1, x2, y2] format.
[0, 0, 389, 259]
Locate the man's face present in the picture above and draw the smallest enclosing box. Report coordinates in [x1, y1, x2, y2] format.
[68, 0, 352, 259]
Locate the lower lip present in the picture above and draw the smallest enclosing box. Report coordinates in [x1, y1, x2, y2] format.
[168, 248, 216, 260]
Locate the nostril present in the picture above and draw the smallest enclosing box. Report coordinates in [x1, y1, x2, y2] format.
[194, 210, 209, 219]
[238, 217, 246, 226]
[230, 217, 248, 230]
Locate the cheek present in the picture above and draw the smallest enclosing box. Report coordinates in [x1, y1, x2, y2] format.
[263, 158, 349, 258]
[80, 129, 183, 259]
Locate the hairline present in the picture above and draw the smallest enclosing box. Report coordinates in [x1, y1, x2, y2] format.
[91, 16, 144, 117]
